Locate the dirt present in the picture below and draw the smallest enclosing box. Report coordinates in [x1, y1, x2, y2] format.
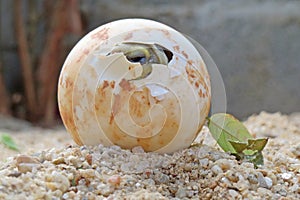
[0, 112, 299, 199]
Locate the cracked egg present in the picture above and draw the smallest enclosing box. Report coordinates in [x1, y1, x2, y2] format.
[58, 18, 211, 153]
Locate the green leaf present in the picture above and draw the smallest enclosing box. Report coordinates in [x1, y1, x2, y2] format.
[1, 134, 19, 151]
[229, 138, 268, 154]
[247, 138, 268, 152]
[207, 113, 253, 153]
[228, 140, 248, 153]
[207, 113, 269, 167]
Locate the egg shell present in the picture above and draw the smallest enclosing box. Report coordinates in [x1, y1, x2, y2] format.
[58, 18, 211, 153]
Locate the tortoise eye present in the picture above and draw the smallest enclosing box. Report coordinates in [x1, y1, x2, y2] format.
[126, 56, 147, 64]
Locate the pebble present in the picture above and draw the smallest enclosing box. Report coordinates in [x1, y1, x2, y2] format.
[228, 189, 239, 198]
[291, 145, 300, 158]
[175, 186, 187, 198]
[17, 163, 41, 173]
[211, 165, 223, 175]
[15, 155, 41, 173]
[281, 172, 292, 180]
[199, 158, 209, 168]
[107, 175, 121, 186]
[131, 146, 145, 154]
[257, 172, 268, 188]
[264, 177, 273, 189]
[247, 173, 258, 184]
[154, 171, 170, 184]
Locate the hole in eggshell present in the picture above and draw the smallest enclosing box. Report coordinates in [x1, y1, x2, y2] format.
[108, 42, 173, 66]
[124, 44, 173, 66]
[162, 47, 173, 63]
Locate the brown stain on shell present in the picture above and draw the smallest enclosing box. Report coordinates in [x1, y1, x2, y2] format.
[181, 51, 188, 59]
[129, 88, 151, 126]
[94, 80, 180, 152]
[185, 62, 210, 99]
[59, 67, 83, 145]
[119, 79, 133, 91]
[173, 45, 180, 53]
[91, 27, 109, 40]
[76, 49, 90, 63]
[59, 27, 110, 145]
[124, 32, 133, 40]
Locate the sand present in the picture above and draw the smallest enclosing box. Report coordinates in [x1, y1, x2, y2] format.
[0, 112, 299, 199]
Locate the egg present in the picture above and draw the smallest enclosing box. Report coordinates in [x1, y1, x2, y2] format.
[58, 18, 211, 153]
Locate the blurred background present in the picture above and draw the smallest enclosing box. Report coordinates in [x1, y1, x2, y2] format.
[0, 0, 299, 126]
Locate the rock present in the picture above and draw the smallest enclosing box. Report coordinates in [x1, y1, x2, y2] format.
[107, 175, 121, 186]
[175, 186, 187, 198]
[211, 165, 223, 175]
[15, 155, 41, 173]
[45, 171, 70, 193]
[17, 163, 40, 173]
[281, 172, 292, 180]
[15, 155, 40, 164]
[264, 177, 273, 189]
[228, 189, 239, 198]
[131, 146, 145, 154]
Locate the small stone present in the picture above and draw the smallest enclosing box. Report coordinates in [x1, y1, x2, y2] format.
[228, 189, 239, 198]
[273, 185, 287, 197]
[131, 146, 145, 153]
[169, 185, 178, 194]
[7, 171, 22, 177]
[107, 175, 121, 186]
[220, 177, 232, 187]
[16, 155, 40, 164]
[211, 165, 223, 175]
[135, 182, 141, 187]
[199, 158, 209, 168]
[15, 154, 41, 173]
[264, 177, 273, 189]
[281, 173, 292, 180]
[175, 186, 186, 198]
[226, 171, 239, 182]
[45, 171, 70, 193]
[62, 193, 69, 199]
[17, 163, 41, 173]
[85, 154, 93, 165]
[291, 145, 300, 158]
[67, 155, 82, 168]
[257, 172, 268, 188]
[257, 188, 272, 197]
[247, 173, 258, 184]
[80, 169, 95, 179]
[215, 159, 232, 171]
[184, 163, 193, 172]
[96, 183, 114, 196]
[136, 160, 149, 173]
[234, 179, 249, 191]
[52, 157, 65, 165]
[154, 172, 169, 184]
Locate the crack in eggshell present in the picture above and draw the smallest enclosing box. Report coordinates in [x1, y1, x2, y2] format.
[94, 79, 180, 152]
[169, 68, 181, 78]
[146, 84, 169, 99]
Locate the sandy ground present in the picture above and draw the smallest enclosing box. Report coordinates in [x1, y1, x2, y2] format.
[0, 116, 73, 162]
[0, 112, 299, 199]
[1, 112, 299, 162]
